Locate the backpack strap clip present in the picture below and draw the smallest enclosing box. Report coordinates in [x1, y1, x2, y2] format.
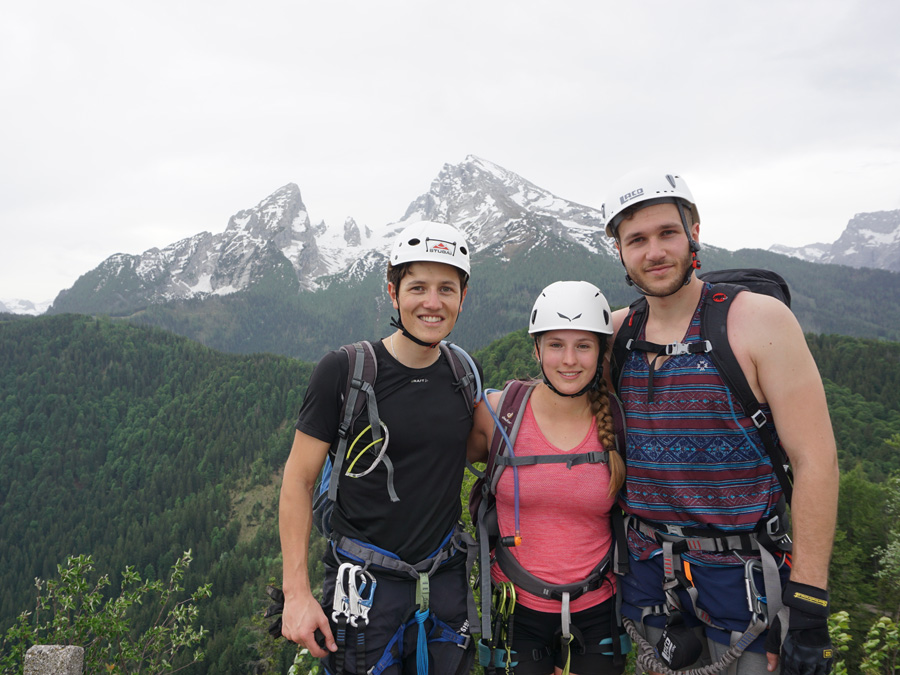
[750, 409, 768, 429]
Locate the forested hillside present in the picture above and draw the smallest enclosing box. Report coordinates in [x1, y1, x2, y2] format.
[2, 315, 900, 671]
[0, 313, 316, 673]
[111, 244, 900, 362]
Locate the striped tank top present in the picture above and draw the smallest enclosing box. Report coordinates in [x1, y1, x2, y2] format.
[619, 284, 783, 550]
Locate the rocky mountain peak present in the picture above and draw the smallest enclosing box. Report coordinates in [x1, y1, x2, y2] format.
[770, 209, 900, 272]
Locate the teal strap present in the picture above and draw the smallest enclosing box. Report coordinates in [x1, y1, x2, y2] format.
[416, 572, 430, 675]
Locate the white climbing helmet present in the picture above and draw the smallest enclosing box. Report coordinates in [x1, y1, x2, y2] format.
[389, 221, 471, 277]
[601, 169, 700, 239]
[529, 281, 613, 335]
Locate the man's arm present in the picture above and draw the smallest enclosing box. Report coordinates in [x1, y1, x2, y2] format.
[279, 430, 336, 656]
[730, 293, 839, 587]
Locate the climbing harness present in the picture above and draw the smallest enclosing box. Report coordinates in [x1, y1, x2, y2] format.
[622, 515, 787, 674]
[329, 525, 477, 675]
[471, 381, 626, 672]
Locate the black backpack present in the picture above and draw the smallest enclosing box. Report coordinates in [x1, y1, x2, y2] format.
[610, 268, 794, 502]
[312, 340, 479, 538]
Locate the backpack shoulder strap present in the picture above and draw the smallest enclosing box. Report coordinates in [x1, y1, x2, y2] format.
[485, 380, 537, 492]
[700, 284, 794, 502]
[439, 341, 479, 415]
[608, 391, 627, 462]
[611, 297, 649, 396]
[327, 341, 382, 501]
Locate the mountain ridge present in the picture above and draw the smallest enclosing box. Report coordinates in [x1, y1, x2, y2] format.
[770, 209, 900, 272]
[4, 156, 897, 313]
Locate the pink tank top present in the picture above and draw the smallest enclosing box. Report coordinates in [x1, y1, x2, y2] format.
[490, 401, 616, 612]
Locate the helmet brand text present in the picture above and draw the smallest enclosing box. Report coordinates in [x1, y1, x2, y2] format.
[619, 188, 645, 205]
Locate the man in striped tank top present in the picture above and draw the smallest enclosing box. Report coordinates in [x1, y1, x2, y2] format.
[601, 169, 839, 675]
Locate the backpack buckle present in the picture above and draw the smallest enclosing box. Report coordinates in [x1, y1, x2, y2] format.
[665, 343, 691, 356]
[750, 410, 767, 429]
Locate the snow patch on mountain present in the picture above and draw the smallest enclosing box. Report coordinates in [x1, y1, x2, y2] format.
[770, 210, 900, 273]
[0, 298, 52, 315]
[48, 156, 632, 309]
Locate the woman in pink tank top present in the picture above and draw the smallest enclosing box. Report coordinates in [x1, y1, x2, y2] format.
[468, 281, 627, 675]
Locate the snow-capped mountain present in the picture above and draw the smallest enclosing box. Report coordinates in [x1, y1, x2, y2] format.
[0, 298, 52, 316]
[770, 210, 900, 273]
[403, 156, 614, 259]
[50, 156, 613, 314]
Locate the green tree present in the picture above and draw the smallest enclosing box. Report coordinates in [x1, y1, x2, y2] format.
[1, 551, 210, 674]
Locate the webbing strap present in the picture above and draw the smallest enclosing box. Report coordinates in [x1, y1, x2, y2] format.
[560, 591, 571, 640]
[758, 545, 784, 622]
[494, 539, 612, 601]
[329, 344, 368, 501]
[334, 529, 462, 580]
[631, 515, 766, 554]
[625, 338, 712, 404]
[416, 573, 430, 611]
[496, 450, 609, 468]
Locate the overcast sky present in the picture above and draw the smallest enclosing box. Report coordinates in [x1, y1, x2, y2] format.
[2, 1, 899, 302]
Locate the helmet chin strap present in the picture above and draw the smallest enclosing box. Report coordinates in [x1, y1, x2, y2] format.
[620, 200, 701, 297]
[624, 252, 699, 297]
[389, 315, 441, 348]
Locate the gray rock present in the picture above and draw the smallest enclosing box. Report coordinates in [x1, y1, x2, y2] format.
[24, 645, 84, 675]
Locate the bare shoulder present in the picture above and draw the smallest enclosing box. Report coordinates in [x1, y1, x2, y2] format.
[727, 290, 810, 403]
[727, 290, 801, 346]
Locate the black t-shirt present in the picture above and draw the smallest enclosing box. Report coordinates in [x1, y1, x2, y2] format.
[297, 340, 477, 562]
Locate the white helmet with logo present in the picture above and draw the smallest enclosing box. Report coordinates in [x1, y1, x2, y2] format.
[529, 281, 612, 335]
[389, 221, 471, 277]
[600, 169, 700, 240]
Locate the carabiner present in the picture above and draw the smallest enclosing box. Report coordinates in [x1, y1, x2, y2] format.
[332, 562, 356, 622]
[349, 568, 377, 627]
[744, 559, 767, 624]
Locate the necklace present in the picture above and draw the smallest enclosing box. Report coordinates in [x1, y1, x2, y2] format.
[389, 333, 398, 360]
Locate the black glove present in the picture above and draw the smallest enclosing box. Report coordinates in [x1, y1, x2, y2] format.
[263, 585, 327, 648]
[764, 581, 833, 675]
[264, 585, 286, 639]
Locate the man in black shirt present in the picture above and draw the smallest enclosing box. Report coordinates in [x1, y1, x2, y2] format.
[279, 221, 477, 674]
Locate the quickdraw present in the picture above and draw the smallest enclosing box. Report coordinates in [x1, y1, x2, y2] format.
[332, 562, 378, 674]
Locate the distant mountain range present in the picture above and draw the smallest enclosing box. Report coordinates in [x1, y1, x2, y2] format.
[770, 210, 900, 272]
[45, 156, 615, 315]
[2, 156, 896, 358]
[3, 156, 897, 318]
[0, 298, 51, 316]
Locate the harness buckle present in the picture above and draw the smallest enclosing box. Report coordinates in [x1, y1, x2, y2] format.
[765, 514, 782, 538]
[662, 523, 685, 537]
